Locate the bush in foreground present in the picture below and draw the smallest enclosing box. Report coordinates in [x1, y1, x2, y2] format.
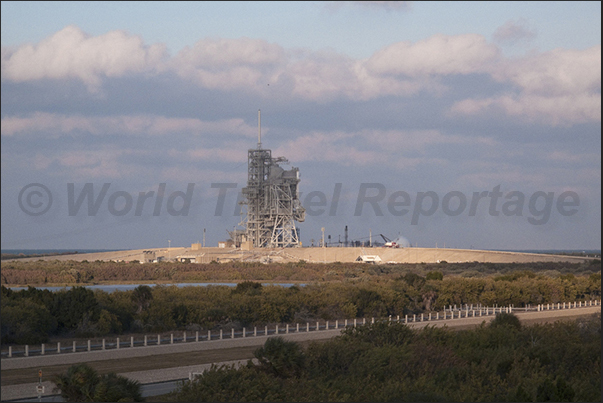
[53, 363, 143, 402]
[172, 314, 601, 402]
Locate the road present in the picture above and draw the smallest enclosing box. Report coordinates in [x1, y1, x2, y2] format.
[3, 380, 185, 402]
[2, 306, 599, 401]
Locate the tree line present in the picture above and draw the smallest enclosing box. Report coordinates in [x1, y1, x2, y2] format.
[170, 314, 601, 402]
[1, 267, 600, 345]
[1, 259, 600, 286]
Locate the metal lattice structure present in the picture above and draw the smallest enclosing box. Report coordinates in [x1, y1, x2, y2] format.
[238, 111, 305, 248]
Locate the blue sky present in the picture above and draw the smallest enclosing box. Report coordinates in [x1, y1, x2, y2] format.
[1, 1, 601, 251]
[2, 2, 600, 58]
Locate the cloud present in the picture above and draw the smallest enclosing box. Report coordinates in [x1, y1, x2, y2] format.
[493, 19, 537, 45]
[367, 129, 468, 150]
[366, 34, 500, 77]
[2, 27, 495, 101]
[450, 45, 601, 125]
[23, 148, 248, 183]
[274, 128, 473, 170]
[2, 26, 599, 126]
[24, 148, 129, 179]
[1, 113, 257, 138]
[496, 46, 601, 96]
[273, 131, 371, 165]
[547, 150, 601, 165]
[170, 39, 432, 101]
[180, 147, 248, 164]
[450, 93, 601, 126]
[169, 37, 285, 90]
[1, 25, 167, 92]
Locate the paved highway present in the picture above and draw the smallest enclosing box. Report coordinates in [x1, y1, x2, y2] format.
[5, 380, 183, 402]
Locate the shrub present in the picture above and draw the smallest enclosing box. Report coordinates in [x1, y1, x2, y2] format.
[490, 312, 521, 330]
[52, 363, 143, 402]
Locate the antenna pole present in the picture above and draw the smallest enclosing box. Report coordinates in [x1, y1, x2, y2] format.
[258, 109, 261, 148]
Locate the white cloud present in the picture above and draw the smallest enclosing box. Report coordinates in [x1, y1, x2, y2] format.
[1, 25, 166, 92]
[273, 131, 369, 165]
[2, 27, 496, 101]
[496, 46, 601, 96]
[450, 87, 600, 127]
[450, 45, 601, 125]
[29, 148, 129, 179]
[1, 113, 257, 138]
[181, 147, 247, 164]
[2, 27, 600, 125]
[159, 167, 246, 185]
[169, 37, 285, 90]
[367, 129, 468, 150]
[274, 128, 471, 170]
[366, 34, 500, 77]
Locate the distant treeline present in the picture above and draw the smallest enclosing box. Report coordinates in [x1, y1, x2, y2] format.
[0, 259, 601, 286]
[171, 315, 601, 402]
[1, 251, 79, 260]
[2, 267, 600, 345]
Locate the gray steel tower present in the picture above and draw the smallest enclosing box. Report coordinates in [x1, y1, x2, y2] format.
[239, 111, 305, 248]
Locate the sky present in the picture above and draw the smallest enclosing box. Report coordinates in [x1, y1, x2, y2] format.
[1, 1, 601, 251]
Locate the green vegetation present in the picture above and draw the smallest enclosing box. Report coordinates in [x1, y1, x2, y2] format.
[1, 259, 600, 401]
[1, 262, 600, 345]
[170, 314, 601, 402]
[1, 259, 600, 286]
[52, 363, 143, 402]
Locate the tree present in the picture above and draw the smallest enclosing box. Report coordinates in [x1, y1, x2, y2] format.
[131, 285, 153, 314]
[402, 272, 426, 289]
[52, 364, 99, 402]
[93, 373, 143, 402]
[0, 298, 57, 344]
[341, 321, 414, 347]
[233, 281, 263, 296]
[95, 309, 123, 335]
[253, 337, 305, 378]
[51, 287, 99, 331]
[53, 363, 143, 402]
[177, 364, 282, 402]
[490, 312, 522, 330]
[426, 271, 444, 281]
[536, 377, 576, 402]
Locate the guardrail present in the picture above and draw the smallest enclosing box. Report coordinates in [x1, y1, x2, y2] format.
[2, 299, 600, 359]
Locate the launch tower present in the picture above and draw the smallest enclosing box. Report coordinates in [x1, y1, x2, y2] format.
[239, 111, 305, 248]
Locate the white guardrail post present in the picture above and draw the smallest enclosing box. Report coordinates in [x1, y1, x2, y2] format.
[7, 300, 601, 359]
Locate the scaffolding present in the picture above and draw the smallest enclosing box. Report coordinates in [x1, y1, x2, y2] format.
[238, 111, 305, 248]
